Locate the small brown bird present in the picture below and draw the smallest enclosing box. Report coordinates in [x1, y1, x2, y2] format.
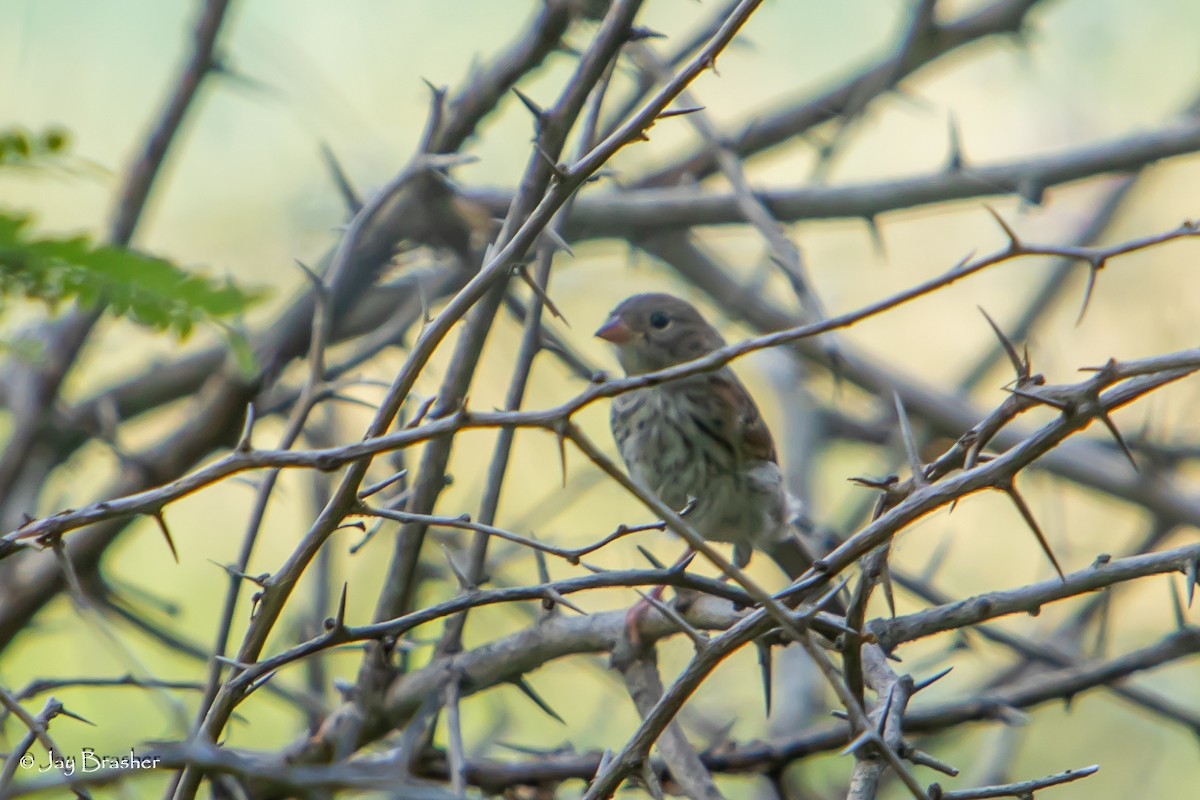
[596, 293, 821, 583]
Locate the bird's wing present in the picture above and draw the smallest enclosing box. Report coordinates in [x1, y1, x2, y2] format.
[704, 369, 778, 465]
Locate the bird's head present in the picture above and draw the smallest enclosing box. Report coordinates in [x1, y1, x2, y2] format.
[595, 293, 726, 375]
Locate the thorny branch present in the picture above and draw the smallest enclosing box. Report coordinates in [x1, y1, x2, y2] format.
[4, 2, 1200, 800]
[7, 226, 1199, 551]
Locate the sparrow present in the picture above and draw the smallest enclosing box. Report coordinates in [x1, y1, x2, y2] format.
[595, 293, 821, 582]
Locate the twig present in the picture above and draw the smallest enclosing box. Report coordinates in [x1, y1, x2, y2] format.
[931, 764, 1099, 799]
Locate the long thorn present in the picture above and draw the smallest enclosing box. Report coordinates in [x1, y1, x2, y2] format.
[977, 306, 1025, 379]
[1001, 482, 1064, 580]
[511, 678, 565, 724]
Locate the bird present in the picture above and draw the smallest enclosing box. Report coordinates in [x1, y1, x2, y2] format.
[595, 293, 826, 613]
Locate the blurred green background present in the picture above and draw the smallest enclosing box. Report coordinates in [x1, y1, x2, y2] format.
[3, 1, 1200, 797]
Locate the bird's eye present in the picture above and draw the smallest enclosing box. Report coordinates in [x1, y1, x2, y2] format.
[648, 311, 670, 330]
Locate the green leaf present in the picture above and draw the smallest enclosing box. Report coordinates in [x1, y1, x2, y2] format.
[42, 128, 69, 153]
[0, 126, 70, 166]
[0, 211, 268, 336]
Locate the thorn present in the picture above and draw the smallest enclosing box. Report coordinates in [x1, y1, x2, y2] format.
[540, 226, 575, 257]
[635, 545, 668, 570]
[756, 639, 773, 716]
[420, 76, 448, 101]
[864, 215, 887, 259]
[440, 545, 474, 591]
[586, 167, 619, 186]
[533, 538, 551, 586]
[333, 582, 349, 630]
[318, 142, 363, 215]
[913, 666, 953, 693]
[492, 741, 573, 757]
[359, 469, 409, 500]
[293, 258, 324, 290]
[999, 481, 1064, 580]
[511, 87, 546, 129]
[879, 556, 897, 618]
[815, 615, 859, 638]
[839, 728, 878, 757]
[946, 113, 964, 172]
[1168, 575, 1187, 630]
[983, 205, 1020, 250]
[511, 677, 566, 724]
[517, 264, 568, 323]
[673, 550, 699, 573]
[1076, 261, 1104, 325]
[210, 61, 276, 97]
[633, 587, 707, 649]
[892, 392, 925, 488]
[1097, 410, 1138, 472]
[1017, 176, 1045, 206]
[543, 587, 587, 615]
[534, 144, 569, 181]
[656, 105, 705, 120]
[420, 152, 480, 171]
[151, 511, 179, 563]
[246, 668, 280, 698]
[348, 515, 384, 554]
[57, 707, 96, 727]
[405, 396, 437, 429]
[628, 26, 668, 41]
[208, 559, 269, 587]
[1077, 359, 1119, 374]
[235, 403, 256, 453]
[848, 474, 899, 491]
[875, 684, 897, 735]
[977, 307, 1025, 380]
[1004, 385, 1069, 411]
[947, 249, 977, 273]
[803, 575, 853, 617]
[213, 654, 252, 669]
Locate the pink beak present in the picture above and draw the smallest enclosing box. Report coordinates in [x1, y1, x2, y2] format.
[595, 315, 633, 344]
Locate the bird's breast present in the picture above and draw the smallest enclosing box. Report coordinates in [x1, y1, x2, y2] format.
[613, 385, 730, 478]
[611, 385, 784, 545]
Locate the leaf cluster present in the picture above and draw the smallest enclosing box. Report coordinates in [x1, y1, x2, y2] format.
[0, 212, 265, 337]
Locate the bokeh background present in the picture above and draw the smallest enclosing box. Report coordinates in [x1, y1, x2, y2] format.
[3, 1, 1200, 797]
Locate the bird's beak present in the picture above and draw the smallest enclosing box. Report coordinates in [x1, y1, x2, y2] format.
[595, 315, 633, 344]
